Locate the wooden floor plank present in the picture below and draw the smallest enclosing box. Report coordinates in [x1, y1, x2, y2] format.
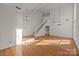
[0, 35, 77, 56]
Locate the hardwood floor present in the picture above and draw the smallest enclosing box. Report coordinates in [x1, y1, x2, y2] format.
[0, 35, 78, 56]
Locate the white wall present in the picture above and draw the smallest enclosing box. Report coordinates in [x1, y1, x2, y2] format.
[0, 3, 75, 50]
[0, 4, 20, 50]
[22, 10, 43, 36]
[37, 4, 73, 38]
[50, 4, 73, 38]
[22, 3, 73, 38]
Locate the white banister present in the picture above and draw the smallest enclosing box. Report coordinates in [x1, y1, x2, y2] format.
[34, 16, 50, 36]
[33, 11, 51, 37]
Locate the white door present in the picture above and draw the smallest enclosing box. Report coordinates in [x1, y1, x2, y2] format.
[73, 3, 79, 49]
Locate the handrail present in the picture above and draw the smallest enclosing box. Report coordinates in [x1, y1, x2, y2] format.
[35, 19, 48, 34]
[34, 18, 49, 36]
[33, 15, 51, 36]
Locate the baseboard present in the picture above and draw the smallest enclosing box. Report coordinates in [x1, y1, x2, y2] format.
[35, 35, 45, 39]
[22, 34, 35, 38]
[0, 44, 16, 50]
[23, 34, 73, 39]
[50, 34, 73, 39]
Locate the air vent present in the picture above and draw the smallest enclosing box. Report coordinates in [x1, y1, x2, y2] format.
[16, 6, 21, 10]
[43, 12, 50, 17]
[66, 19, 69, 21]
[57, 23, 61, 26]
[16, 6, 23, 12]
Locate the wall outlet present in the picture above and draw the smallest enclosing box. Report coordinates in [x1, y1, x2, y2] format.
[66, 19, 69, 21]
[9, 41, 11, 44]
[53, 21, 55, 23]
[57, 23, 61, 26]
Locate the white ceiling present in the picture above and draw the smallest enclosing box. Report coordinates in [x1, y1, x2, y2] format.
[21, 3, 42, 10]
[17, 3, 60, 13]
[2, 3, 73, 13]
[16, 3, 49, 11]
[2, 3, 57, 13]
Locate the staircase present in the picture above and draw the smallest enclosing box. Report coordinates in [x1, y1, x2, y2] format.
[23, 12, 51, 39]
[23, 16, 49, 41]
[33, 16, 51, 37]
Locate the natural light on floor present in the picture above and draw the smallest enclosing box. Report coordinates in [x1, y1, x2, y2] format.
[16, 28, 22, 45]
[16, 28, 71, 46]
[22, 38, 35, 44]
[34, 40, 71, 45]
[22, 38, 40, 45]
